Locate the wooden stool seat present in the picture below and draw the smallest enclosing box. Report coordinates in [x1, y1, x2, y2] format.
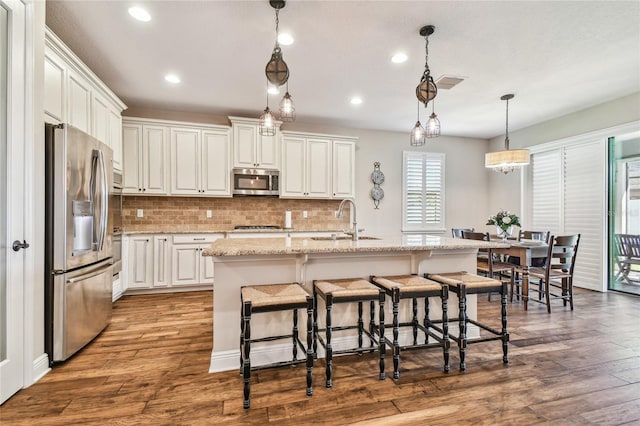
[241, 283, 313, 409]
[370, 274, 450, 380]
[313, 278, 386, 388]
[426, 272, 509, 372]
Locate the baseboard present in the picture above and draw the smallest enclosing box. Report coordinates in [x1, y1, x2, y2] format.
[124, 284, 213, 296]
[30, 353, 51, 386]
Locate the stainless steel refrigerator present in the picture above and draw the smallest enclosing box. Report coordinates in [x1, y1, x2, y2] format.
[45, 123, 114, 364]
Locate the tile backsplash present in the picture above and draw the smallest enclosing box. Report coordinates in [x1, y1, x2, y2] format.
[122, 196, 350, 232]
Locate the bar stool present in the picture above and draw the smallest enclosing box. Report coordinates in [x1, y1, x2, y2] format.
[425, 272, 509, 371]
[313, 278, 386, 388]
[240, 283, 314, 409]
[370, 274, 450, 380]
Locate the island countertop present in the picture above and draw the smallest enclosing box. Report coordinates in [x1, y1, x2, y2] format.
[202, 235, 508, 257]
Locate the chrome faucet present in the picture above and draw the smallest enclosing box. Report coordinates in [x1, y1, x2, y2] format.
[337, 198, 361, 241]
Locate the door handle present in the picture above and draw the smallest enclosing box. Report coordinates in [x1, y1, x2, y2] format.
[12, 240, 30, 251]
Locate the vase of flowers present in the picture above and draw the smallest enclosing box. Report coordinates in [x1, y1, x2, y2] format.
[487, 210, 521, 241]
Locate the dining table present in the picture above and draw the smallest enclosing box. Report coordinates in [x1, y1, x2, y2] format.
[492, 239, 549, 310]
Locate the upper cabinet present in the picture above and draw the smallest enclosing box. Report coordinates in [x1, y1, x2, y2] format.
[280, 131, 357, 199]
[122, 117, 232, 197]
[44, 28, 127, 171]
[230, 116, 280, 169]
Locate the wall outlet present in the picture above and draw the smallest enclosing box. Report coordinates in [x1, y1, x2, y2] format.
[136, 209, 144, 218]
[206, 210, 212, 218]
[302, 211, 308, 218]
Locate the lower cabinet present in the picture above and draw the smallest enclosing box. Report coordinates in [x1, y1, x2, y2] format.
[124, 233, 221, 292]
[171, 235, 217, 286]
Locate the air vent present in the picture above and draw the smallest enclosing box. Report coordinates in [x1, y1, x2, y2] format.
[435, 75, 465, 90]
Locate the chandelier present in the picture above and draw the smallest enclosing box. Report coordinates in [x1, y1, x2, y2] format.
[485, 94, 530, 174]
[260, 0, 295, 135]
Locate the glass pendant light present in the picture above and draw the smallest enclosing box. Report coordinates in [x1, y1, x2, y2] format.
[426, 100, 440, 138]
[259, 86, 276, 136]
[410, 102, 426, 146]
[279, 82, 295, 122]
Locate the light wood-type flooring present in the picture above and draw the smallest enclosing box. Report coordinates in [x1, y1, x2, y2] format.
[2, 288, 640, 425]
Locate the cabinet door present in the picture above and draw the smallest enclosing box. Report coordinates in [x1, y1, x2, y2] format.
[306, 138, 332, 198]
[91, 93, 109, 144]
[171, 244, 200, 286]
[109, 110, 122, 172]
[44, 51, 64, 123]
[127, 236, 153, 289]
[143, 125, 168, 194]
[67, 69, 91, 134]
[257, 131, 279, 169]
[170, 127, 201, 195]
[202, 130, 231, 196]
[199, 248, 214, 284]
[233, 123, 257, 168]
[122, 124, 142, 194]
[332, 140, 356, 199]
[153, 236, 171, 287]
[280, 137, 306, 198]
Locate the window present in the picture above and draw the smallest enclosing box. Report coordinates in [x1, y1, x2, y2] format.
[402, 151, 445, 232]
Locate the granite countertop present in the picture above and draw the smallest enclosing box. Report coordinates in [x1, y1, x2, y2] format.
[202, 235, 509, 257]
[123, 228, 346, 235]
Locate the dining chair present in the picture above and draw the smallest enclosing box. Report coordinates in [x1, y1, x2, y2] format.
[451, 228, 474, 238]
[528, 234, 581, 313]
[510, 230, 551, 300]
[461, 231, 514, 301]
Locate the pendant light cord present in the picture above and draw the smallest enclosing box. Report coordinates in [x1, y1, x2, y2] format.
[504, 97, 510, 150]
[274, 9, 280, 49]
[423, 34, 430, 76]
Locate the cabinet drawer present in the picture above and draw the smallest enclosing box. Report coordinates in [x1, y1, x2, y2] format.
[172, 234, 222, 244]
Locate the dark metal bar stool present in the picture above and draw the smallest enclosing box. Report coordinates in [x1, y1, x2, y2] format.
[313, 278, 385, 388]
[240, 283, 314, 409]
[370, 274, 450, 380]
[425, 272, 509, 371]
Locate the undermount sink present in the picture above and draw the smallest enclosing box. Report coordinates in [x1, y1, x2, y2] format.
[310, 236, 380, 241]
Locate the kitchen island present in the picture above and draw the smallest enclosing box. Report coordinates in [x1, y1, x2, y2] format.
[203, 235, 508, 373]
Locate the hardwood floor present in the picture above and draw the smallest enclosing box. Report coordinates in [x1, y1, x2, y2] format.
[2, 289, 640, 425]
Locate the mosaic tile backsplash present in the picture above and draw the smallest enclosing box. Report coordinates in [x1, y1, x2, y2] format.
[122, 196, 351, 232]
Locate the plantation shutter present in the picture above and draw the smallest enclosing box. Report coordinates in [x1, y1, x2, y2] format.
[531, 150, 562, 234]
[402, 151, 445, 231]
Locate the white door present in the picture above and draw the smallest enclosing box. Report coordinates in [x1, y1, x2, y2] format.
[1, 0, 26, 405]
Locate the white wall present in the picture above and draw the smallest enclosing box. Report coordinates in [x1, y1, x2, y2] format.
[488, 92, 640, 220]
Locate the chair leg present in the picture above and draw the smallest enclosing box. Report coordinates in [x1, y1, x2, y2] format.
[569, 278, 574, 311]
[441, 287, 450, 373]
[545, 278, 551, 314]
[501, 283, 509, 364]
[325, 295, 333, 389]
[312, 287, 318, 358]
[458, 287, 467, 372]
[292, 309, 299, 361]
[392, 297, 400, 380]
[423, 296, 430, 344]
[357, 301, 364, 353]
[369, 300, 375, 348]
[242, 302, 252, 409]
[412, 298, 418, 345]
[306, 299, 314, 397]
[378, 292, 386, 381]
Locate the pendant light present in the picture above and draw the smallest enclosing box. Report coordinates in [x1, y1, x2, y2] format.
[485, 94, 530, 174]
[260, 0, 295, 132]
[426, 100, 440, 138]
[410, 101, 426, 146]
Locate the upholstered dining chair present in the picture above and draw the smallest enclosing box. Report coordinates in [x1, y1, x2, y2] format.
[528, 234, 581, 313]
[452, 228, 474, 238]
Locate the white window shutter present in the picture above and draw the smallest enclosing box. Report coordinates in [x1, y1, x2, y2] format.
[402, 151, 445, 232]
[531, 150, 562, 234]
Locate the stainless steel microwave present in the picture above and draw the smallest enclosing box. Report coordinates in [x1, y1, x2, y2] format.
[232, 168, 279, 196]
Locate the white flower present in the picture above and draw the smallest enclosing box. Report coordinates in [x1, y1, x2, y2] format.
[502, 216, 511, 224]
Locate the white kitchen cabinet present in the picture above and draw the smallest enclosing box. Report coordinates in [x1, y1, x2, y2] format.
[153, 235, 171, 287]
[170, 125, 231, 196]
[127, 235, 153, 289]
[230, 116, 280, 169]
[122, 121, 169, 195]
[171, 234, 220, 287]
[332, 139, 356, 199]
[44, 29, 126, 164]
[281, 131, 356, 200]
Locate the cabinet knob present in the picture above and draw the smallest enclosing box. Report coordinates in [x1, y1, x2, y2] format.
[138, 188, 142, 191]
[143, 188, 146, 192]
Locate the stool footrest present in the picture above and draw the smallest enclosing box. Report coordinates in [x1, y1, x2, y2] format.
[250, 357, 309, 371]
[248, 333, 299, 344]
[467, 318, 502, 336]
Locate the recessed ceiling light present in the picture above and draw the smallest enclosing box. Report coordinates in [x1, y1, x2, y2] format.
[128, 6, 151, 22]
[350, 97, 363, 105]
[164, 74, 181, 84]
[391, 53, 408, 64]
[278, 33, 294, 46]
[267, 86, 280, 95]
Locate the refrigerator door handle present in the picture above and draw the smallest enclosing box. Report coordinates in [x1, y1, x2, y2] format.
[67, 263, 111, 283]
[97, 149, 108, 252]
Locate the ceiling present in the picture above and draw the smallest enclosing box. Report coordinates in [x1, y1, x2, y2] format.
[46, 1, 640, 139]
